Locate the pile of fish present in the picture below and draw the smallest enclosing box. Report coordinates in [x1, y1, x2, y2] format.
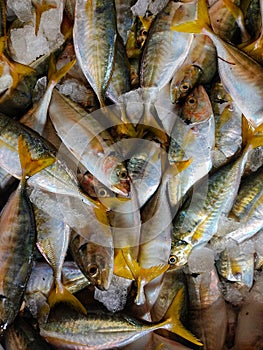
[0, 0, 263, 349]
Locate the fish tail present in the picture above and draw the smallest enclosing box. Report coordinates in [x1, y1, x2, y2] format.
[243, 117, 263, 149]
[113, 248, 134, 280]
[33, 0, 57, 36]
[171, 0, 211, 33]
[17, 135, 55, 181]
[48, 54, 76, 86]
[47, 282, 87, 315]
[134, 265, 169, 305]
[166, 159, 192, 179]
[162, 287, 203, 346]
[7, 58, 35, 92]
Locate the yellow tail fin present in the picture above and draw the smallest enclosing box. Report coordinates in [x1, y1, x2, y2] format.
[18, 135, 55, 180]
[47, 282, 87, 315]
[243, 118, 263, 150]
[163, 287, 203, 346]
[48, 54, 76, 86]
[171, 0, 210, 33]
[114, 248, 134, 280]
[33, 0, 57, 36]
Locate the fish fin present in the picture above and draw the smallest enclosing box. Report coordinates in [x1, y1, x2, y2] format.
[166, 159, 192, 179]
[134, 264, 169, 305]
[48, 54, 76, 86]
[222, 0, 250, 42]
[17, 135, 55, 180]
[6, 58, 34, 92]
[171, 0, 210, 33]
[249, 123, 263, 149]
[121, 247, 140, 279]
[140, 264, 169, 284]
[93, 206, 110, 225]
[163, 288, 203, 346]
[48, 282, 87, 315]
[244, 118, 263, 149]
[33, 0, 57, 36]
[138, 15, 152, 31]
[242, 115, 254, 147]
[114, 249, 134, 280]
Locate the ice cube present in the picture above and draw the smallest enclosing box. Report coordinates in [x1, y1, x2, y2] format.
[9, 24, 49, 65]
[7, 0, 33, 22]
[94, 275, 131, 312]
[188, 247, 215, 274]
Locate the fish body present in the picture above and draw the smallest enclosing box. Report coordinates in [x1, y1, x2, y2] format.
[48, 89, 130, 196]
[4, 316, 50, 350]
[210, 81, 242, 168]
[70, 229, 114, 291]
[40, 287, 202, 348]
[140, 1, 193, 90]
[169, 143, 252, 268]
[170, 34, 217, 103]
[73, 0, 117, 106]
[186, 267, 227, 350]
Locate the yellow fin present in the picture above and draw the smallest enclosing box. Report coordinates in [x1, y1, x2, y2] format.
[163, 287, 203, 346]
[48, 55, 76, 86]
[33, 0, 57, 36]
[249, 123, 263, 149]
[222, 0, 250, 42]
[47, 283, 87, 315]
[114, 249, 134, 280]
[17, 135, 55, 179]
[4, 57, 34, 92]
[171, 0, 211, 33]
[140, 264, 169, 284]
[242, 115, 254, 147]
[121, 247, 140, 279]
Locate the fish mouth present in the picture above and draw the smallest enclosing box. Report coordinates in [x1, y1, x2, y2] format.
[112, 179, 130, 196]
[95, 268, 112, 291]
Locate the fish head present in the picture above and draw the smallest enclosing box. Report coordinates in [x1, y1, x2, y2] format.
[170, 65, 201, 103]
[110, 163, 130, 196]
[84, 242, 113, 291]
[78, 171, 114, 199]
[181, 85, 213, 124]
[169, 240, 192, 269]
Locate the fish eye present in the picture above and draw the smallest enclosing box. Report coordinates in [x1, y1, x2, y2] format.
[187, 97, 196, 105]
[140, 29, 148, 37]
[87, 264, 99, 277]
[168, 255, 178, 265]
[180, 82, 190, 92]
[116, 168, 128, 180]
[97, 187, 108, 197]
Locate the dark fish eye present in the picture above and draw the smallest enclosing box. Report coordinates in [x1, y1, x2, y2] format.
[117, 168, 128, 180]
[187, 97, 196, 105]
[168, 255, 178, 265]
[98, 187, 108, 197]
[180, 82, 190, 92]
[87, 264, 99, 277]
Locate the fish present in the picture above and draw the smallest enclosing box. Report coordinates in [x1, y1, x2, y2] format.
[48, 88, 130, 196]
[223, 165, 263, 244]
[186, 266, 227, 350]
[73, 0, 117, 106]
[4, 315, 50, 350]
[180, 85, 214, 124]
[35, 206, 87, 314]
[40, 287, 202, 348]
[106, 37, 131, 104]
[170, 34, 217, 103]
[241, 0, 263, 64]
[169, 123, 263, 269]
[24, 262, 90, 324]
[115, 0, 136, 45]
[0, 135, 54, 333]
[69, 229, 114, 291]
[168, 109, 214, 207]
[171, 0, 263, 128]
[210, 80, 243, 168]
[216, 245, 255, 288]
